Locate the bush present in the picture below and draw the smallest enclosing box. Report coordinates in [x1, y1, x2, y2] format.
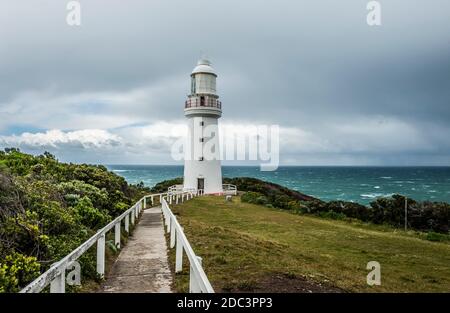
[425, 232, 450, 242]
[75, 196, 111, 229]
[0, 252, 40, 293]
[318, 210, 347, 220]
[0, 149, 148, 291]
[58, 180, 109, 210]
[241, 192, 268, 205]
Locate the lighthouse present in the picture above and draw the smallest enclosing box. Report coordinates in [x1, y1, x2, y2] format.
[183, 59, 223, 194]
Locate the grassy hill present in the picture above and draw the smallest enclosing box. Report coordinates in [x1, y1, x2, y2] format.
[169, 196, 450, 293]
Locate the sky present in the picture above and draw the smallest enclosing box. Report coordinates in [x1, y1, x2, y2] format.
[0, 0, 449, 165]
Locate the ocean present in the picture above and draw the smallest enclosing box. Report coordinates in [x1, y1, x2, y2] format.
[106, 165, 450, 205]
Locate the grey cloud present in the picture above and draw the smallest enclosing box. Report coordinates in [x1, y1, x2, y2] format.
[0, 0, 450, 164]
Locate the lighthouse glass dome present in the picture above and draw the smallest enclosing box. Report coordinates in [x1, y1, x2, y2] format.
[191, 59, 217, 94]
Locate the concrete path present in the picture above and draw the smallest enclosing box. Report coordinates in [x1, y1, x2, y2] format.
[99, 207, 173, 293]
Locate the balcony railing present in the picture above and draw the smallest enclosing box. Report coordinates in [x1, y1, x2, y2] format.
[185, 98, 222, 109]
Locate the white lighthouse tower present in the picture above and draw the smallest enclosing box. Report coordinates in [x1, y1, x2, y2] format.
[183, 59, 223, 194]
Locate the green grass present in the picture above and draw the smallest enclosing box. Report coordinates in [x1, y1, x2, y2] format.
[169, 196, 450, 293]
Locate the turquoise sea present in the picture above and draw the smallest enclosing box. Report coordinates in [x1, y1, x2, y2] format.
[106, 165, 450, 205]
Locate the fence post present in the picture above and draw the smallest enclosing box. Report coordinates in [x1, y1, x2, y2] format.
[115, 222, 121, 249]
[167, 214, 171, 233]
[125, 214, 129, 232]
[176, 232, 183, 273]
[189, 265, 201, 292]
[189, 265, 195, 292]
[170, 221, 176, 248]
[97, 234, 105, 278]
[131, 210, 135, 225]
[144, 197, 146, 209]
[50, 269, 65, 293]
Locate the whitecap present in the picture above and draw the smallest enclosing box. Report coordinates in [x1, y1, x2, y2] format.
[361, 193, 394, 199]
[380, 176, 392, 179]
[374, 186, 380, 189]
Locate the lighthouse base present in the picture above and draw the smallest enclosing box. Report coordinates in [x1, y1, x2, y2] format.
[183, 159, 223, 195]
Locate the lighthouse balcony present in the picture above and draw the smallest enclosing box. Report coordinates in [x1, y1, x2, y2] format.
[184, 97, 222, 117]
[185, 98, 222, 109]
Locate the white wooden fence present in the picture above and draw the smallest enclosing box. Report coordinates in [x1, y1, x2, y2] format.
[160, 193, 214, 293]
[222, 184, 237, 195]
[20, 186, 234, 293]
[19, 194, 163, 293]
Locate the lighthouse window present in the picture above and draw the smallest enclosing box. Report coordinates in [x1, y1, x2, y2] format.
[200, 96, 205, 106]
[191, 77, 196, 94]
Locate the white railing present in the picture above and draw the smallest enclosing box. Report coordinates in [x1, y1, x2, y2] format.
[20, 196, 152, 293]
[168, 184, 184, 194]
[161, 193, 214, 293]
[222, 184, 237, 195]
[20, 185, 221, 293]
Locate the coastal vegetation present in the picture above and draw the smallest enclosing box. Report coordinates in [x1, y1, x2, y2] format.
[227, 177, 449, 236]
[154, 176, 449, 236]
[0, 149, 149, 292]
[169, 196, 450, 292]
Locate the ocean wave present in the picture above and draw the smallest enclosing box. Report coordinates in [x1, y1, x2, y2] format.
[113, 170, 131, 172]
[360, 193, 394, 199]
[380, 176, 392, 179]
[374, 186, 380, 189]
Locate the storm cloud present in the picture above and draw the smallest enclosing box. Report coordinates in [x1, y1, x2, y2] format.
[0, 0, 449, 165]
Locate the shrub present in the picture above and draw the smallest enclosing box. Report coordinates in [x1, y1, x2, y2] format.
[241, 192, 268, 205]
[425, 232, 448, 242]
[0, 252, 40, 293]
[75, 197, 111, 229]
[58, 180, 109, 210]
[0, 149, 148, 292]
[318, 210, 347, 220]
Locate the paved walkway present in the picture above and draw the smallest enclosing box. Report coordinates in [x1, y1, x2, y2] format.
[99, 207, 173, 293]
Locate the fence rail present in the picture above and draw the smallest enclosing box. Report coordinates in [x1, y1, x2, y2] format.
[20, 185, 233, 293]
[222, 184, 237, 195]
[19, 194, 166, 293]
[160, 193, 214, 293]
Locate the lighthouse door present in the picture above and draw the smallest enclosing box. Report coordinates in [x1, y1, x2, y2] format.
[197, 178, 205, 191]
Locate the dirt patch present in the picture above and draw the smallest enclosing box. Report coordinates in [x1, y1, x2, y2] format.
[220, 273, 344, 293]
